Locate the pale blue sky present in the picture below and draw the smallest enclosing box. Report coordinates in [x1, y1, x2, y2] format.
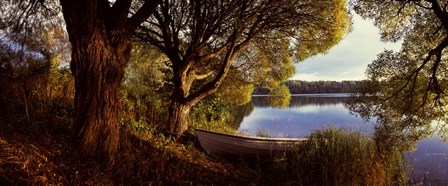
[291, 13, 402, 81]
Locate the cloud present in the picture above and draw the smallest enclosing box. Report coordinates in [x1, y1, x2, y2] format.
[292, 13, 402, 81]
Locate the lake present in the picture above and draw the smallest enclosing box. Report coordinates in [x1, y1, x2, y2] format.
[237, 94, 448, 184]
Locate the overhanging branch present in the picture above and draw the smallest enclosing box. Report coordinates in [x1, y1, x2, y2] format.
[126, 0, 161, 32]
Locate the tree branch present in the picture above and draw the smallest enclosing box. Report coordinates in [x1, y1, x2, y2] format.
[196, 43, 229, 62]
[185, 33, 238, 106]
[191, 70, 215, 80]
[427, 0, 448, 30]
[383, 36, 448, 103]
[107, 0, 132, 28]
[126, 0, 161, 32]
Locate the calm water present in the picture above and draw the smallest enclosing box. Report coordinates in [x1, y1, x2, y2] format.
[238, 94, 448, 184]
[238, 93, 372, 137]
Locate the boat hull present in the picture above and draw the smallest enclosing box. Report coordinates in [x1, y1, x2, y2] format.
[195, 129, 306, 158]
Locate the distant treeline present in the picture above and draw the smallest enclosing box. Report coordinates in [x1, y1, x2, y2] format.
[253, 80, 360, 94]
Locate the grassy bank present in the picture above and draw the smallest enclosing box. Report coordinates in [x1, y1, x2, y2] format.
[0, 112, 407, 185]
[0, 115, 257, 185]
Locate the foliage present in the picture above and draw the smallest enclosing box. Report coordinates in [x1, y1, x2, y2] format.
[252, 95, 350, 109]
[0, 64, 74, 122]
[285, 127, 407, 185]
[254, 80, 360, 94]
[189, 94, 234, 134]
[252, 80, 361, 107]
[348, 0, 448, 143]
[136, 0, 352, 136]
[347, 58, 439, 150]
[287, 80, 359, 94]
[121, 42, 251, 136]
[0, 23, 73, 122]
[2, 0, 162, 161]
[120, 43, 170, 135]
[0, 0, 62, 40]
[265, 84, 291, 108]
[217, 72, 255, 106]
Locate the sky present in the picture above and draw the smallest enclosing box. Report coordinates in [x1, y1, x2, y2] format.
[290, 13, 402, 81]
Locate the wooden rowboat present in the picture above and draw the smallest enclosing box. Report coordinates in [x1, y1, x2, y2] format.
[195, 129, 307, 158]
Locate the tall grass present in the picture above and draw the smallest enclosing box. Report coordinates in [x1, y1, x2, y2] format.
[285, 127, 407, 185]
[0, 65, 74, 123]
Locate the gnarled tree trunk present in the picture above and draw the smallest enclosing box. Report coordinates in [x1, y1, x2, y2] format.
[70, 36, 130, 161]
[167, 57, 235, 138]
[167, 70, 193, 138]
[168, 100, 191, 137]
[57, 0, 161, 162]
[60, 0, 131, 162]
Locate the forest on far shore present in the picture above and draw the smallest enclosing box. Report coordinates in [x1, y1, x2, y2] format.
[253, 80, 360, 94]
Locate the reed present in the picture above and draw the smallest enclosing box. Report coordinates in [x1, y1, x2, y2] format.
[284, 127, 407, 185]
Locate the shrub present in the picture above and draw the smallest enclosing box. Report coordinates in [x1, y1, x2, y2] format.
[189, 94, 233, 134]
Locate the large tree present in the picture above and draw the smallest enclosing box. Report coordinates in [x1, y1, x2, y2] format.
[348, 0, 448, 146]
[58, 0, 161, 161]
[136, 0, 352, 137]
[2, 0, 162, 162]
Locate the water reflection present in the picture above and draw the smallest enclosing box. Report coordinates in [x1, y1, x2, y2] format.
[406, 136, 448, 185]
[239, 94, 372, 138]
[236, 94, 448, 184]
[252, 94, 351, 108]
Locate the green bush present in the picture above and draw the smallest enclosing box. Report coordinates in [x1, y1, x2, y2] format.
[189, 94, 233, 133]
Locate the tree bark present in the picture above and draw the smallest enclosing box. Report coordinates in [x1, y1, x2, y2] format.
[70, 37, 130, 162]
[167, 42, 238, 139]
[59, 0, 131, 163]
[56, 0, 161, 162]
[168, 100, 191, 138]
